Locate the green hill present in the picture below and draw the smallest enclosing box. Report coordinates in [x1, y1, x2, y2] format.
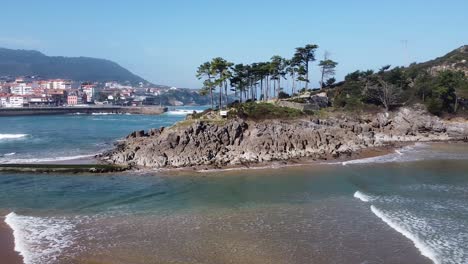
[0, 48, 148, 84]
[406, 45, 468, 76]
[330, 46, 468, 115]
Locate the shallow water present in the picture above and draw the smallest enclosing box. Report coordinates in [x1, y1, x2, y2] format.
[1, 110, 467, 264]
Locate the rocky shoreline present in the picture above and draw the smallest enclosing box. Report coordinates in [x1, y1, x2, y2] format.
[98, 107, 468, 170]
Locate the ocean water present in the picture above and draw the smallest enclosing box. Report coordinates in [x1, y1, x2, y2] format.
[1, 109, 468, 264]
[0, 106, 206, 163]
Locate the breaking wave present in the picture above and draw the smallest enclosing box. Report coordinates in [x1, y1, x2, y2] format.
[353, 191, 373, 202]
[0, 154, 96, 164]
[4, 212, 77, 264]
[0, 134, 28, 140]
[354, 189, 468, 264]
[370, 206, 440, 264]
[336, 143, 467, 166]
[167, 109, 200, 115]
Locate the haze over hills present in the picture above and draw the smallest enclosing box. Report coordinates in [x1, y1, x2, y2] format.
[0, 47, 153, 85]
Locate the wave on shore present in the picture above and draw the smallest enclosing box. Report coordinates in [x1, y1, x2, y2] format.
[370, 206, 439, 264]
[0, 134, 28, 140]
[336, 143, 468, 166]
[354, 190, 467, 264]
[5, 212, 76, 264]
[0, 154, 96, 164]
[341, 144, 425, 165]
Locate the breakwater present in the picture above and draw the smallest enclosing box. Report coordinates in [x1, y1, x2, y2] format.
[0, 106, 167, 116]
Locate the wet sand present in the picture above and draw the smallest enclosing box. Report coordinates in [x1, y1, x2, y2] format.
[62, 201, 432, 264]
[0, 217, 23, 264]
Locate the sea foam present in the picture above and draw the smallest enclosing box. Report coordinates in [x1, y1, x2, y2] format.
[339, 143, 431, 166]
[5, 212, 76, 264]
[0, 134, 28, 140]
[0, 154, 96, 164]
[167, 109, 200, 115]
[353, 191, 373, 202]
[370, 206, 440, 264]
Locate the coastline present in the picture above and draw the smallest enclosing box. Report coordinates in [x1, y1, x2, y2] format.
[0, 216, 23, 264]
[99, 106, 468, 171]
[2, 140, 465, 175]
[1, 142, 466, 263]
[127, 141, 414, 174]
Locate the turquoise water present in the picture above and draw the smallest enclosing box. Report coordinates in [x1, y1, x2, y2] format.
[0, 110, 468, 264]
[0, 106, 206, 163]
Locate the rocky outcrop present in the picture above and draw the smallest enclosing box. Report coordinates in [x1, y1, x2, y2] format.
[277, 93, 329, 111]
[99, 107, 468, 169]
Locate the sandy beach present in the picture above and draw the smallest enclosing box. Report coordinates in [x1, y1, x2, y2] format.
[0, 217, 23, 264]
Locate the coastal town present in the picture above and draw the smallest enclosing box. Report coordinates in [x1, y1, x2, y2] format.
[0, 76, 187, 108]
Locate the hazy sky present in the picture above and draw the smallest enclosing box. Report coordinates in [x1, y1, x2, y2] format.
[1, 0, 467, 88]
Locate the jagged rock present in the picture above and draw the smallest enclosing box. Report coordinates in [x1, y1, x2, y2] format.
[99, 107, 468, 169]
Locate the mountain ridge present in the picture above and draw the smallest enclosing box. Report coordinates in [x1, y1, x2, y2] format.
[0, 47, 150, 84]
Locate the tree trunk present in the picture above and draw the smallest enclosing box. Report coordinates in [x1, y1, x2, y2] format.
[239, 86, 242, 103]
[219, 84, 222, 109]
[278, 78, 281, 97]
[292, 72, 295, 95]
[210, 87, 213, 109]
[273, 78, 277, 99]
[224, 81, 228, 106]
[260, 79, 264, 101]
[320, 66, 325, 90]
[266, 76, 269, 101]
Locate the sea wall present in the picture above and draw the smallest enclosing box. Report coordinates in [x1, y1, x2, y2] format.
[99, 107, 468, 169]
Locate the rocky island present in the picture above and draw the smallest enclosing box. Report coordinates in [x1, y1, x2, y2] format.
[98, 105, 468, 169]
[99, 45, 468, 170]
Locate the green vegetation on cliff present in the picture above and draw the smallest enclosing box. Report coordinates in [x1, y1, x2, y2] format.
[195, 43, 467, 117]
[331, 46, 468, 115]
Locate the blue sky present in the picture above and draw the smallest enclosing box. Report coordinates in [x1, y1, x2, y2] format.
[0, 0, 467, 88]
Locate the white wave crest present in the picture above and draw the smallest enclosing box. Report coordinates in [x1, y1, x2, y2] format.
[5, 212, 76, 264]
[370, 206, 440, 264]
[0, 134, 28, 140]
[0, 154, 96, 164]
[91, 113, 118, 115]
[3, 152, 16, 156]
[339, 144, 432, 166]
[353, 191, 373, 202]
[167, 109, 199, 115]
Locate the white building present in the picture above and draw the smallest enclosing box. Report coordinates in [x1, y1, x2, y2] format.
[51, 80, 71, 89]
[5, 96, 24, 107]
[38, 80, 71, 90]
[11, 83, 33, 95]
[0, 96, 8, 107]
[105, 82, 132, 89]
[82, 86, 95, 103]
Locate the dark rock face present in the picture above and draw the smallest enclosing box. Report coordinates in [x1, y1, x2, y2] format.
[99, 107, 468, 168]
